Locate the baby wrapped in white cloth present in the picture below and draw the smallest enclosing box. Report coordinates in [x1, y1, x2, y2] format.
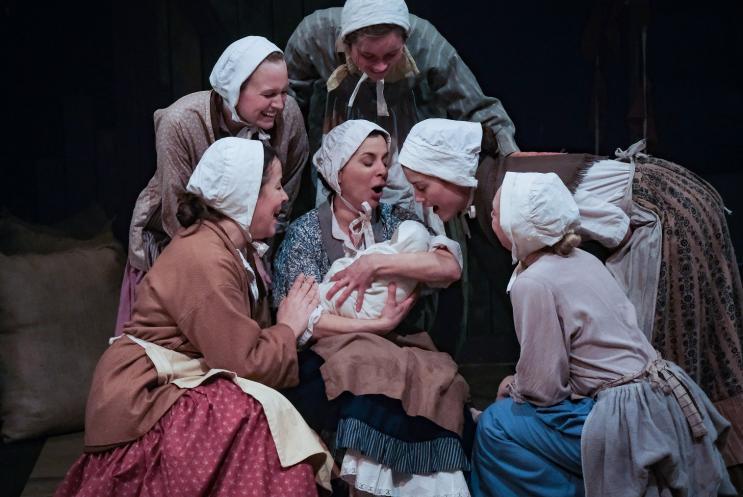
[319, 220, 452, 320]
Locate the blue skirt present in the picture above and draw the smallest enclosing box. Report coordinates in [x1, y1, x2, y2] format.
[472, 397, 594, 497]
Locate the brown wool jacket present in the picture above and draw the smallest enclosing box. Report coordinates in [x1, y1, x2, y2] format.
[84, 221, 298, 451]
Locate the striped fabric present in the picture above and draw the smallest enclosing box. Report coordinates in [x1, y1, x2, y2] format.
[336, 417, 471, 474]
[284, 7, 519, 155]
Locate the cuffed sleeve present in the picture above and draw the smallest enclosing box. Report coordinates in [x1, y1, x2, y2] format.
[277, 97, 309, 222]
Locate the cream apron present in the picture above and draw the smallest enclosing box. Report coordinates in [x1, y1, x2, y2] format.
[121, 333, 334, 492]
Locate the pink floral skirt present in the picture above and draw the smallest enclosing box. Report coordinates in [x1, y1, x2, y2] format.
[54, 379, 318, 497]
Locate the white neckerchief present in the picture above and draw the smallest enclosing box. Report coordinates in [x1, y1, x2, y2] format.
[252, 241, 269, 258]
[330, 197, 375, 256]
[236, 249, 260, 302]
[236, 125, 271, 141]
[347, 72, 389, 117]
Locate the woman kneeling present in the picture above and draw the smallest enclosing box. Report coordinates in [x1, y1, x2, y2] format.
[472, 172, 734, 497]
[55, 138, 331, 497]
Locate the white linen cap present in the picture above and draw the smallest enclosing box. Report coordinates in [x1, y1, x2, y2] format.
[313, 119, 390, 195]
[209, 36, 283, 123]
[186, 137, 266, 233]
[499, 172, 580, 263]
[399, 119, 482, 188]
[340, 0, 411, 40]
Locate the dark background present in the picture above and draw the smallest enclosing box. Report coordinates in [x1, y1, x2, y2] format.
[2, 0, 741, 318]
[1, 3, 741, 492]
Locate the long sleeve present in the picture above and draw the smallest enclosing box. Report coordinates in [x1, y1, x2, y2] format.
[284, 9, 342, 115]
[508, 275, 572, 406]
[142, 224, 302, 389]
[277, 97, 309, 221]
[153, 111, 198, 239]
[172, 260, 299, 389]
[416, 20, 519, 156]
[272, 213, 328, 307]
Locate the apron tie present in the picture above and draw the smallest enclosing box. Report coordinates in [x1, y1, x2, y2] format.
[595, 354, 708, 440]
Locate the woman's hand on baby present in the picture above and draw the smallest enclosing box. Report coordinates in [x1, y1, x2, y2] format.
[277, 274, 320, 338]
[376, 282, 415, 333]
[326, 254, 378, 312]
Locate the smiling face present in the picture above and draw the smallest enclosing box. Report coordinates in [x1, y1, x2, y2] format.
[338, 134, 389, 210]
[491, 188, 512, 251]
[348, 32, 405, 81]
[402, 167, 471, 222]
[249, 158, 287, 240]
[235, 58, 288, 130]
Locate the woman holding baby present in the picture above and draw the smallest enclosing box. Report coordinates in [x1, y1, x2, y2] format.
[273, 119, 475, 497]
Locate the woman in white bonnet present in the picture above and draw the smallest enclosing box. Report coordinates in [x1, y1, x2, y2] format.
[284, 0, 519, 209]
[116, 35, 309, 334]
[471, 171, 733, 497]
[399, 118, 743, 468]
[273, 119, 475, 497]
[54, 138, 333, 497]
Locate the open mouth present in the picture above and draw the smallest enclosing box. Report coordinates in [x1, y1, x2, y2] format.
[371, 185, 384, 194]
[432, 206, 440, 214]
[261, 111, 277, 119]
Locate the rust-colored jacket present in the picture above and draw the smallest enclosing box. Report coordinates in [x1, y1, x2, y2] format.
[84, 221, 298, 451]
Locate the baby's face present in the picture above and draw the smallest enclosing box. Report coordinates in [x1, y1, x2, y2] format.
[491, 188, 512, 251]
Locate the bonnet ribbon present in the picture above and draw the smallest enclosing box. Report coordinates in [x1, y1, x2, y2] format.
[458, 189, 477, 238]
[236, 250, 260, 302]
[347, 72, 390, 117]
[236, 126, 271, 141]
[338, 196, 376, 250]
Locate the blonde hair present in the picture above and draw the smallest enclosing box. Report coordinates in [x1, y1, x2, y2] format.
[552, 230, 582, 256]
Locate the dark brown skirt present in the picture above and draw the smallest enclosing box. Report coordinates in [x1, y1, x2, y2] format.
[632, 155, 743, 464]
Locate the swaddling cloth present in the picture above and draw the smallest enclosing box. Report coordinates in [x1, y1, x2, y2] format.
[319, 221, 432, 320]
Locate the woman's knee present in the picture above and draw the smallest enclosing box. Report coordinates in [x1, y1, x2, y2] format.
[475, 399, 516, 446]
